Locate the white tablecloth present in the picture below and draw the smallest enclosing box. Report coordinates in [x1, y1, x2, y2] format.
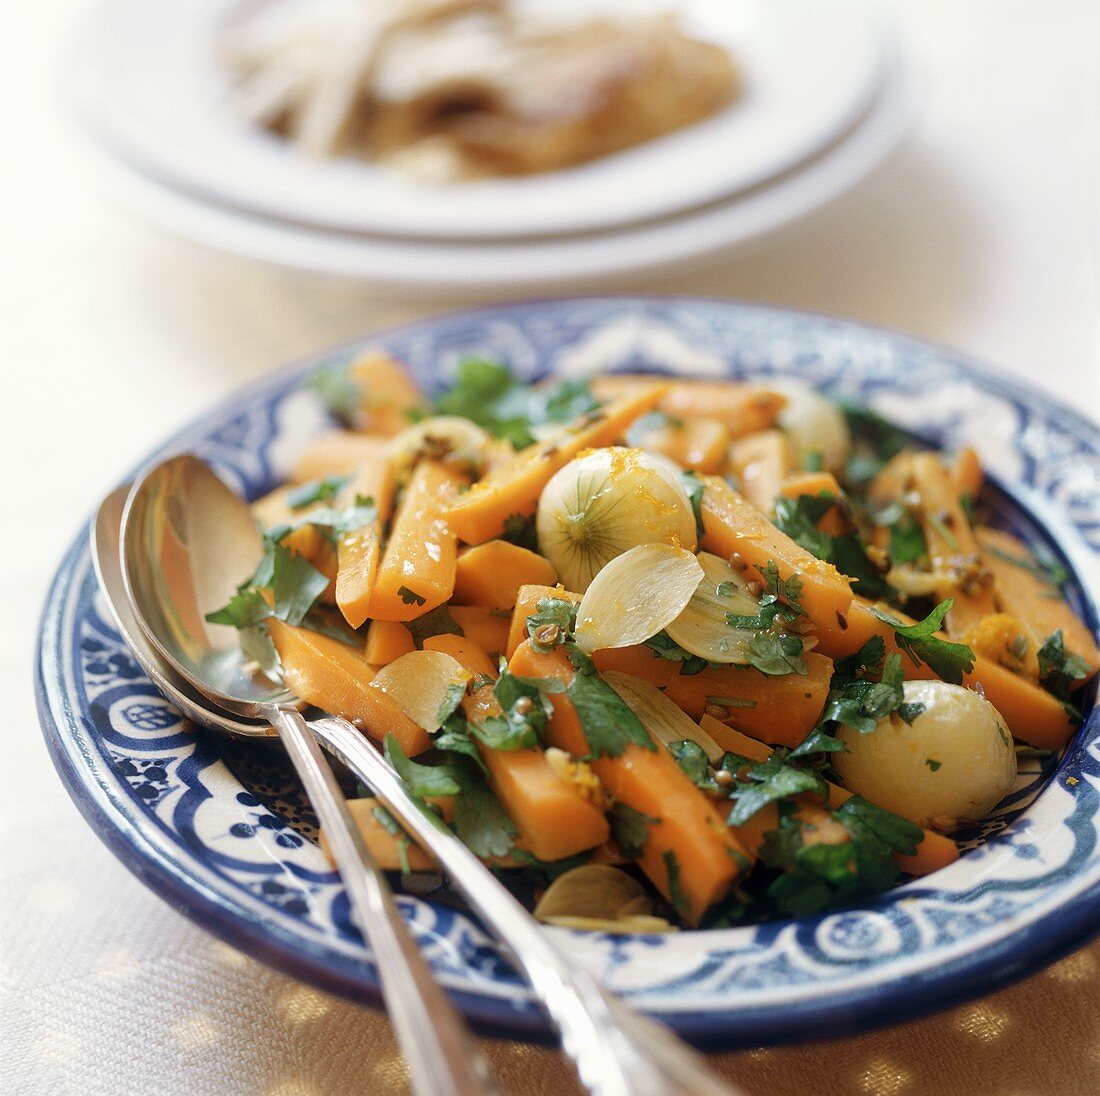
[4, 2, 1099, 1093]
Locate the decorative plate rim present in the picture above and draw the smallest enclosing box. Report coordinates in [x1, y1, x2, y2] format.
[36, 296, 1100, 1049]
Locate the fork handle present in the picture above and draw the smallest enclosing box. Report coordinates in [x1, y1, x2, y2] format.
[312, 716, 742, 1096]
[271, 706, 498, 1096]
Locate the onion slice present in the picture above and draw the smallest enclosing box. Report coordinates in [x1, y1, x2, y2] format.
[534, 864, 675, 932]
[665, 551, 765, 665]
[368, 649, 470, 732]
[601, 670, 723, 764]
[574, 544, 703, 654]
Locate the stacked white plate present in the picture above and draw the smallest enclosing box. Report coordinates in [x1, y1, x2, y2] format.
[66, 0, 910, 295]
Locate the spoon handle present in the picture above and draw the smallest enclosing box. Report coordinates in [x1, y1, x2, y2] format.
[270, 707, 498, 1096]
[312, 716, 743, 1096]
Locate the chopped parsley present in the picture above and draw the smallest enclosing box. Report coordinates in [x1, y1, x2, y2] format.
[773, 493, 892, 600]
[662, 850, 689, 916]
[384, 735, 462, 798]
[642, 631, 713, 675]
[609, 803, 657, 860]
[869, 599, 975, 685]
[405, 604, 463, 649]
[501, 512, 539, 552]
[669, 740, 719, 791]
[286, 474, 351, 510]
[722, 750, 828, 826]
[526, 597, 579, 651]
[565, 648, 655, 757]
[1037, 629, 1090, 700]
[396, 585, 427, 607]
[433, 357, 599, 449]
[371, 806, 413, 874]
[307, 363, 361, 418]
[681, 470, 706, 541]
[925, 758, 942, 772]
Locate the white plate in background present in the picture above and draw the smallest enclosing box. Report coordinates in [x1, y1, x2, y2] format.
[68, 0, 889, 240]
[68, 43, 909, 296]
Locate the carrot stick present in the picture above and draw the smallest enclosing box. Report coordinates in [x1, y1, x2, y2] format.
[446, 384, 667, 545]
[509, 641, 749, 924]
[453, 541, 558, 611]
[589, 376, 787, 438]
[368, 460, 466, 621]
[810, 598, 1078, 750]
[699, 476, 853, 628]
[266, 618, 430, 756]
[727, 430, 793, 512]
[977, 526, 1100, 684]
[428, 634, 610, 861]
[632, 415, 730, 473]
[291, 430, 391, 483]
[335, 445, 398, 628]
[448, 605, 513, 659]
[346, 350, 426, 435]
[364, 619, 415, 666]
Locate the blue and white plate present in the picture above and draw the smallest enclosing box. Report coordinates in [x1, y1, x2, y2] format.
[36, 298, 1100, 1048]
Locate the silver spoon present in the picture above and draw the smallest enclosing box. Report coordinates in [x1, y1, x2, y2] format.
[115, 459, 498, 1096]
[117, 455, 742, 1096]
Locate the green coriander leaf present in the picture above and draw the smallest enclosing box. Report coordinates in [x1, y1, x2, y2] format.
[788, 726, 846, 758]
[609, 803, 657, 860]
[802, 450, 825, 473]
[724, 751, 828, 826]
[835, 794, 922, 858]
[669, 740, 719, 790]
[286, 474, 352, 510]
[436, 681, 467, 724]
[371, 806, 412, 874]
[205, 587, 271, 628]
[384, 735, 462, 798]
[272, 544, 330, 626]
[642, 631, 713, 675]
[501, 512, 539, 552]
[925, 758, 942, 771]
[745, 631, 808, 677]
[451, 760, 517, 859]
[405, 604, 463, 649]
[527, 597, 579, 650]
[888, 513, 927, 565]
[433, 713, 488, 774]
[307, 363, 361, 418]
[682, 470, 706, 542]
[897, 701, 925, 724]
[1037, 629, 1090, 699]
[662, 849, 689, 916]
[565, 649, 655, 756]
[869, 599, 975, 684]
[396, 585, 427, 608]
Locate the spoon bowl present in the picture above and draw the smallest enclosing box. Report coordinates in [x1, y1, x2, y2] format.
[120, 455, 295, 716]
[92, 482, 273, 740]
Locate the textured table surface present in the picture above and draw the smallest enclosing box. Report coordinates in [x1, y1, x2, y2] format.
[4, 1, 1099, 1093]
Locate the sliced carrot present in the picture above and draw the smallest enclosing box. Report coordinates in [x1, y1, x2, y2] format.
[728, 429, 794, 513]
[421, 633, 496, 673]
[266, 618, 430, 755]
[448, 605, 512, 659]
[697, 715, 959, 876]
[977, 526, 1100, 685]
[905, 452, 999, 638]
[952, 446, 984, 501]
[291, 430, 391, 484]
[507, 583, 581, 657]
[702, 654, 842, 752]
[250, 485, 326, 562]
[446, 384, 667, 545]
[778, 471, 851, 537]
[453, 541, 559, 611]
[368, 460, 466, 622]
[633, 415, 730, 474]
[699, 476, 853, 628]
[589, 376, 786, 438]
[335, 445, 398, 628]
[320, 798, 436, 872]
[347, 350, 426, 435]
[430, 633, 610, 861]
[810, 598, 1078, 750]
[509, 641, 748, 924]
[364, 620, 415, 666]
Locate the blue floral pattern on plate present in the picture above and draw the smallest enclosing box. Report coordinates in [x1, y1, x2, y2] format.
[36, 299, 1099, 1048]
